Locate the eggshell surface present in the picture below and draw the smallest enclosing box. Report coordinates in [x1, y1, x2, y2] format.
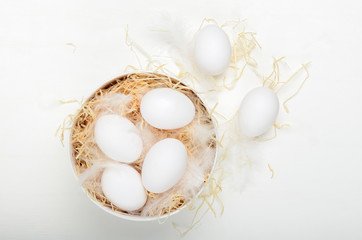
[194, 24, 232, 75]
[238, 87, 279, 137]
[94, 114, 143, 163]
[101, 164, 147, 212]
[140, 88, 195, 130]
[142, 138, 188, 193]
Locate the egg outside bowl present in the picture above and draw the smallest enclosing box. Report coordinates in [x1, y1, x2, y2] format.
[69, 72, 218, 221]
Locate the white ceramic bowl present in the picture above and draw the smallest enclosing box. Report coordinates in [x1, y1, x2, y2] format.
[68, 72, 218, 221]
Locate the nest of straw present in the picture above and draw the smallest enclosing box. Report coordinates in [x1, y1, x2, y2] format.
[70, 72, 217, 217]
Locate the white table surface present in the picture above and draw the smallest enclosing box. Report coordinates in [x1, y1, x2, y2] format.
[1, 0, 362, 239]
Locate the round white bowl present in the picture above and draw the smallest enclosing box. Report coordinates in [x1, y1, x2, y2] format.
[68, 72, 218, 221]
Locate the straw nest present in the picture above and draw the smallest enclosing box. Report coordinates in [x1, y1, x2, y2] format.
[70, 72, 217, 218]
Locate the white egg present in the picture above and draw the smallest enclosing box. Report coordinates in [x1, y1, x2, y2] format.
[94, 114, 143, 163]
[238, 87, 279, 137]
[101, 164, 147, 211]
[142, 138, 188, 193]
[140, 88, 195, 130]
[193, 24, 231, 76]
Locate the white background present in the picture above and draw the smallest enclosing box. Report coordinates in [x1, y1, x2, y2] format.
[1, 0, 362, 239]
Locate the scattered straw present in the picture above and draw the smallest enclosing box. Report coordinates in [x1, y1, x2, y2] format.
[123, 64, 139, 73]
[58, 98, 84, 104]
[198, 18, 220, 31]
[262, 57, 285, 89]
[273, 123, 290, 129]
[172, 168, 225, 236]
[65, 43, 76, 53]
[223, 26, 261, 90]
[260, 58, 311, 113]
[268, 163, 274, 179]
[56, 114, 76, 146]
[282, 62, 311, 112]
[255, 123, 290, 142]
